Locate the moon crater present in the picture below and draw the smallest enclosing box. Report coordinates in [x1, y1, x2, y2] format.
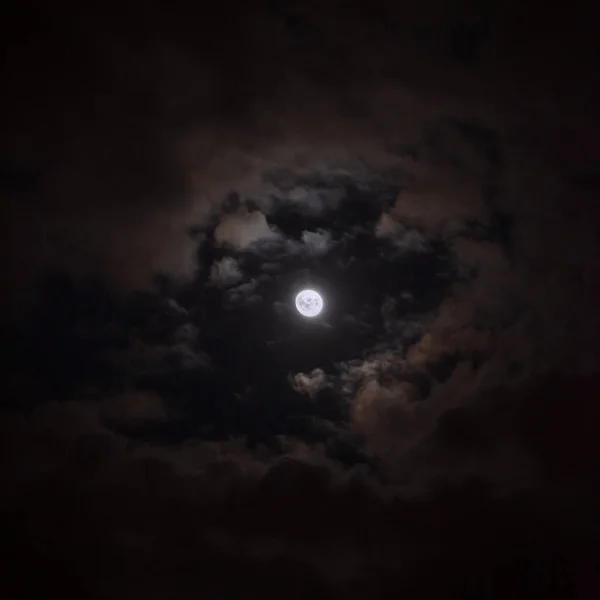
[295, 289, 324, 317]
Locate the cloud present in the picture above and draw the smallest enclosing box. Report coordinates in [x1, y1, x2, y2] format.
[374, 212, 428, 252]
[289, 369, 331, 397]
[214, 211, 280, 249]
[110, 334, 211, 376]
[224, 278, 262, 308]
[283, 185, 345, 215]
[337, 350, 404, 396]
[100, 390, 168, 422]
[272, 229, 337, 259]
[3, 374, 599, 598]
[2, 0, 600, 581]
[300, 229, 335, 256]
[345, 362, 541, 492]
[375, 212, 403, 238]
[210, 257, 244, 287]
[166, 298, 189, 316]
[0, 3, 599, 597]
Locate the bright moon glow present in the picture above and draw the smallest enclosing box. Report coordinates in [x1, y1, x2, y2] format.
[295, 289, 324, 317]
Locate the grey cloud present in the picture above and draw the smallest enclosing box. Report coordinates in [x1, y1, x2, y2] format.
[209, 257, 244, 287]
[289, 369, 332, 397]
[267, 229, 338, 259]
[213, 213, 336, 262]
[248, 229, 337, 260]
[165, 298, 189, 316]
[375, 212, 429, 252]
[336, 350, 404, 396]
[375, 212, 403, 238]
[273, 184, 345, 216]
[393, 229, 429, 252]
[228, 279, 259, 295]
[380, 298, 426, 339]
[300, 229, 336, 257]
[225, 279, 262, 308]
[171, 342, 212, 370]
[214, 210, 280, 249]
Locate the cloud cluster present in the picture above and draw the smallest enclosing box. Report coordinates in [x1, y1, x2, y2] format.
[289, 369, 332, 397]
[210, 257, 244, 287]
[374, 212, 428, 252]
[299, 229, 335, 257]
[2, 373, 600, 597]
[214, 211, 280, 249]
[2, 2, 600, 595]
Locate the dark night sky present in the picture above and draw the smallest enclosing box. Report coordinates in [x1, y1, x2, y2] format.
[1, 1, 600, 598]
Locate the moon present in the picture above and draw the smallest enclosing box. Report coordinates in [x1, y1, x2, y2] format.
[295, 289, 324, 318]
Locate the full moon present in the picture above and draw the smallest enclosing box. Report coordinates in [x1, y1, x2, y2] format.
[295, 289, 324, 318]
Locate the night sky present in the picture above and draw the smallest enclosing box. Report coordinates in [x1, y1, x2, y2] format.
[2, 1, 600, 598]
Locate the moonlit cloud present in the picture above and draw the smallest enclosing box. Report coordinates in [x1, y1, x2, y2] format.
[224, 279, 262, 308]
[375, 212, 403, 238]
[301, 229, 335, 256]
[289, 369, 331, 397]
[375, 212, 429, 252]
[210, 257, 244, 287]
[274, 184, 345, 215]
[214, 211, 280, 249]
[3, 3, 600, 596]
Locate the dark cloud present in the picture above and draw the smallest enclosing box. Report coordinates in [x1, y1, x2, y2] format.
[2, 0, 600, 596]
[2, 375, 600, 597]
[209, 257, 245, 287]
